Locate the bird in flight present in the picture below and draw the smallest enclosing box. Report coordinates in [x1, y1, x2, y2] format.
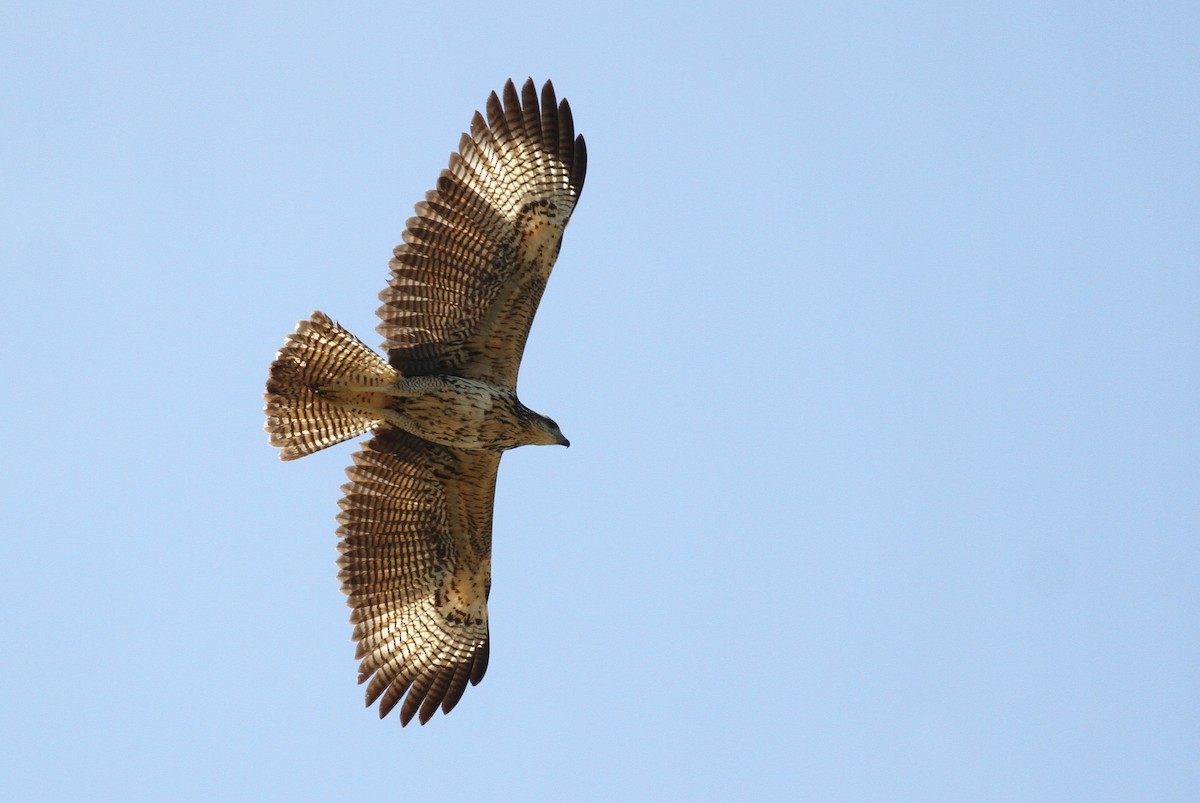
[264, 78, 586, 725]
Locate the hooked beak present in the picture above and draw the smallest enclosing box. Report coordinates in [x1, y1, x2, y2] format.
[558, 435, 571, 448]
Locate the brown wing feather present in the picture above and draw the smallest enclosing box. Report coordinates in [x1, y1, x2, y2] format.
[336, 426, 499, 725]
[377, 78, 587, 387]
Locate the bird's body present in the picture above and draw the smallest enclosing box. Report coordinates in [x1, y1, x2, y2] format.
[269, 312, 567, 452]
[373, 373, 568, 451]
[264, 79, 585, 725]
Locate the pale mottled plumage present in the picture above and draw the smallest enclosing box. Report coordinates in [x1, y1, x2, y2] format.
[264, 79, 585, 725]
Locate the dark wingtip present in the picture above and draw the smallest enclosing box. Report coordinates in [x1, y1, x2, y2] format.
[573, 133, 587, 195]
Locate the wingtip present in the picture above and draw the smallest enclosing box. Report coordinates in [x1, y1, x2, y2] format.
[574, 133, 587, 194]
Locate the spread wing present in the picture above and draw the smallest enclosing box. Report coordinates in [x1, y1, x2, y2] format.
[336, 426, 499, 725]
[377, 78, 587, 387]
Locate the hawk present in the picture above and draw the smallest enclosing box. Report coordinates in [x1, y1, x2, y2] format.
[264, 79, 586, 725]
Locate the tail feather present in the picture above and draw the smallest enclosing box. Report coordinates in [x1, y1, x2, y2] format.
[265, 311, 398, 461]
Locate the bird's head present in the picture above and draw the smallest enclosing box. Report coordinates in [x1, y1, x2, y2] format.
[523, 411, 570, 448]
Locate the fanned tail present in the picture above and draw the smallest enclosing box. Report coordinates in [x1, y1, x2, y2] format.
[265, 311, 398, 461]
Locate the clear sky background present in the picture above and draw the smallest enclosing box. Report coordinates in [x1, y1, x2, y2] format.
[3, 2, 1197, 800]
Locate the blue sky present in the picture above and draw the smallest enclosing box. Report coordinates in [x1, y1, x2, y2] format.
[3, 2, 1197, 800]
